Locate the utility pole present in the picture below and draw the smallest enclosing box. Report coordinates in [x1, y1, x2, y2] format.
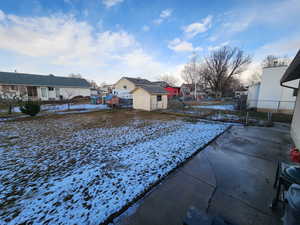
[194, 82, 197, 101]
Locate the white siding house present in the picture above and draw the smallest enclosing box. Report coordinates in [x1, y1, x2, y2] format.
[292, 85, 300, 148]
[247, 83, 260, 108]
[0, 72, 91, 101]
[249, 66, 298, 114]
[113, 77, 152, 99]
[280, 50, 300, 149]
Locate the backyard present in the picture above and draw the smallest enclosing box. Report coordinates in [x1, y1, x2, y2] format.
[0, 110, 229, 224]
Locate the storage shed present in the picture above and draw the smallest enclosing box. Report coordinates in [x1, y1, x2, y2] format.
[131, 85, 168, 111]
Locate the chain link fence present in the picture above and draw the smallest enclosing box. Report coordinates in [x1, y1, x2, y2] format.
[246, 99, 296, 114]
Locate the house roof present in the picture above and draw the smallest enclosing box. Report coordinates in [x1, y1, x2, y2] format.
[152, 81, 169, 87]
[281, 50, 300, 83]
[123, 77, 152, 85]
[0, 72, 90, 88]
[131, 84, 168, 95]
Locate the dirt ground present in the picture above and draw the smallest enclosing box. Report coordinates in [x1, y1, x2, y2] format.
[2, 109, 178, 127]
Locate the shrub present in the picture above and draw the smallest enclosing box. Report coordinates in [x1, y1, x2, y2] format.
[20, 101, 41, 116]
[168, 99, 185, 110]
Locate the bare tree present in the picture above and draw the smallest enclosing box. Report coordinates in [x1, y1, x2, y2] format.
[181, 55, 199, 85]
[262, 55, 289, 68]
[88, 80, 98, 89]
[262, 55, 280, 68]
[158, 74, 179, 86]
[203, 46, 251, 97]
[63, 89, 75, 110]
[181, 55, 204, 99]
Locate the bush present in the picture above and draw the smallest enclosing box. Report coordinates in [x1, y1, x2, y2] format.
[20, 101, 41, 116]
[168, 99, 185, 110]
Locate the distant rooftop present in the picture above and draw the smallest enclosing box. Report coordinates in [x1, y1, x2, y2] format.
[0, 71, 90, 88]
[152, 81, 169, 87]
[131, 84, 168, 95]
[123, 77, 152, 85]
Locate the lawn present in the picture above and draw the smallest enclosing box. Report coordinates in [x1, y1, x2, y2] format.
[0, 110, 229, 224]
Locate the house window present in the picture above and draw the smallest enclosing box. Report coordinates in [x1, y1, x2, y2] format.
[10, 85, 17, 90]
[41, 87, 47, 98]
[123, 85, 127, 89]
[27, 86, 37, 97]
[56, 88, 60, 98]
[48, 87, 54, 91]
[157, 95, 162, 101]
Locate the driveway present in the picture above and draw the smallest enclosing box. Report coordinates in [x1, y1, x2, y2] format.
[113, 123, 292, 225]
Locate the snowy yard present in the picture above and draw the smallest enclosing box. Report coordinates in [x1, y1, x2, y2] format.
[9, 103, 109, 113]
[192, 104, 235, 111]
[0, 111, 229, 224]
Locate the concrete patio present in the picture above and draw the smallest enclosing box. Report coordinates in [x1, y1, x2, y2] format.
[113, 123, 292, 225]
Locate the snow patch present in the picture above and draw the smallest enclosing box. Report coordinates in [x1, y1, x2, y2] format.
[0, 119, 229, 224]
[193, 104, 235, 111]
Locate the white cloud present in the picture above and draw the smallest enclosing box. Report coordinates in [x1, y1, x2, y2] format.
[153, 9, 173, 25]
[241, 34, 300, 83]
[102, 0, 124, 8]
[142, 25, 150, 32]
[0, 11, 180, 84]
[0, 10, 5, 21]
[183, 15, 212, 38]
[160, 9, 172, 18]
[168, 38, 202, 52]
[83, 9, 89, 17]
[210, 0, 300, 41]
[207, 41, 229, 51]
[255, 34, 300, 61]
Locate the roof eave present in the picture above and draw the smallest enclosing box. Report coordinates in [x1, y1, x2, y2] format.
[280, 50, 300, 89]
[0, 82, 90, 88]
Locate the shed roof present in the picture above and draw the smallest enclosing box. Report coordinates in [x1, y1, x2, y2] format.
[281, 50, 300, 83]
[0, 72, 90, 88]
[131, 84, 168, 95]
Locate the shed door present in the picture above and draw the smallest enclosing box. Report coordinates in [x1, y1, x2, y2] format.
[151, 96, 156, 110]
[156, 95, 163, 109]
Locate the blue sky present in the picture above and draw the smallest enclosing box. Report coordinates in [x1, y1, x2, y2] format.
[0, 0, 299, 84]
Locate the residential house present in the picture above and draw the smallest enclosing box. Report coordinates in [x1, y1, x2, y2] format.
[99, 84, 113, 96]
[113, 77, 152, 99]
[180, 83, 208, 100]
[247, 66, 298, 114]
[153, 81, 181, 99]
[91, 88, 100, 96]
[0, 72, 91, 101]
[131, 85, 168, 111]
[152, 81, 169, 87]
[280, 50, 300, 149]
[234, 87, 248, 98]
[165, 86, 181, 99]
[247, 83, 261, 108]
